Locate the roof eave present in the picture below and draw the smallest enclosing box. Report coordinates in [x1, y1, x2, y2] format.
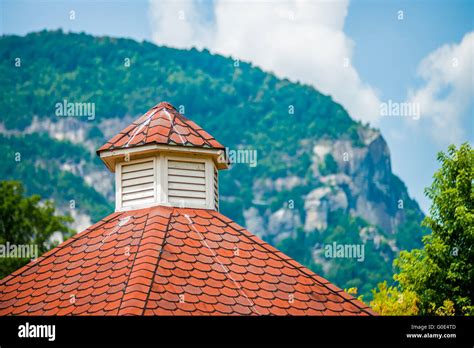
[98, 143, 230, 172]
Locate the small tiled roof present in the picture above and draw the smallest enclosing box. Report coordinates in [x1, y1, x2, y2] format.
[98, 102, 224, 153]
[0, 206, 374, 316]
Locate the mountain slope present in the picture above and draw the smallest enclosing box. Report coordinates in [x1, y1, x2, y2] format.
[0, 30, 426, 297]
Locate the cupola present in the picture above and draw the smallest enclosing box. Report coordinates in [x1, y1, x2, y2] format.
[97, 102, 228, 212]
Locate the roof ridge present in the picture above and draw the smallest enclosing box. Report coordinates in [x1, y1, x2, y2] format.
[210, 210, 374, 314]
[141, 207, 174, 314]
[0, 212, 120, 287]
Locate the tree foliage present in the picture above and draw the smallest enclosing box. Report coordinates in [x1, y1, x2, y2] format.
[0, 181, 73, 279]
[371, 143, 473, 315]
[370, 281, 419, 315]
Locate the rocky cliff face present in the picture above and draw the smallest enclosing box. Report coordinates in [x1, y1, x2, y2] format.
[2, 116, 134, 204]
[244, 127, 414, 247]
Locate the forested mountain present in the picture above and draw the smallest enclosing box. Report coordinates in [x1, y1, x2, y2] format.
[0, 30, 426, 298]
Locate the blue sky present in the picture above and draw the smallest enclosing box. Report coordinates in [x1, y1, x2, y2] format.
[1, 0, 473, 212]
[344, 0, 473, 213]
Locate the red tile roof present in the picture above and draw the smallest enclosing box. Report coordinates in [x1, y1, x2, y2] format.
[0, 206, 375, 316]
[98, 102, 224, 153]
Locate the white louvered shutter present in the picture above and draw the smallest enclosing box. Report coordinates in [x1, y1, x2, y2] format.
[167, 159, 207, 207]
[120, 159, 155, 208]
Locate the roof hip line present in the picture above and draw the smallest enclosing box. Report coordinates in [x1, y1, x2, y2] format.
[125, 109, 158, 148]
[184, 213, 261, 315]
[117, 211, 159, 315]
[140, 208, 175, 314]
[163, 108, 186, 145]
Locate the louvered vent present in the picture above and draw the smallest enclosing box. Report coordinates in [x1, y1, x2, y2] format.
[120, 159, 155, 208]
[213, 166, 219, 211]
[167, 159, 206, 207]
[115, 154, 222, 211]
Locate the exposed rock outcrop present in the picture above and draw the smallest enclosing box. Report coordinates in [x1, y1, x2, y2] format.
[244, 128, 419, 246]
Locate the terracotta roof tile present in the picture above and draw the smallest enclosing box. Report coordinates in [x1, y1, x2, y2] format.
[0, 206, 375, 316]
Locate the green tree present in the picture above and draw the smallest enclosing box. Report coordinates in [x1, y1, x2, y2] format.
[369, 281, 419, 315]
[0, 181, 73, 279]
[371, 143, 473, 315]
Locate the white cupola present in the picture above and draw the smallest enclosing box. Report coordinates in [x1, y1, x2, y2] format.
[97, 102, 228, 212]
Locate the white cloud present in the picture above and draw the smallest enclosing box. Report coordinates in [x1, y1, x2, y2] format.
[149, 0, 214, 50]
[408, 32, 474, 145]
[149, 0, 381, 124]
